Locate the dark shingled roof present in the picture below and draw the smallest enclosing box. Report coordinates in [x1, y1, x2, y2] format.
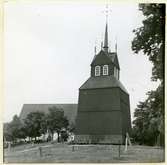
[79, 76, 128, 93]
[91, 50, 120, 69]
[108, 52, 120, 69]
[19, 104, 78, 124]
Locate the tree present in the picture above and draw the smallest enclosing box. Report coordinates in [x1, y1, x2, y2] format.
[132, 4, 165, 146]
[132, 4, 165, 81]
[3, 123, 13, 142]
[24, 112, 47, 141]
[3, 115, 26, 143]
[146, 86, 164, 145]
[60, 129, 69, 142]
[68, 122, 76, 132]
[47, 106, 69, 142]
[132, 88, 163, 146]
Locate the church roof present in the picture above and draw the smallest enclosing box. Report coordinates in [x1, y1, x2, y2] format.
[19, 104, 78, 125]
[91, 50, 120, 69]
[79, 76, 128, 93]
[108, 52, 120, 69]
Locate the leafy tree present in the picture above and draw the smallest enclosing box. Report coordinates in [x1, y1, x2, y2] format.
[132, 4, 165, 81]
[60, 129, 69, 142]
[3, 115, 26, 143]
[147, 86, 164, 145]
[3, 123, 13, 142]
[132, 87, 164, 146]
[24, 112, 47, 141]
[10, 115, 22, 140]
[47, 106, 69, 142]
[68, 122, 76, 132]
[132, 4, 165, 146]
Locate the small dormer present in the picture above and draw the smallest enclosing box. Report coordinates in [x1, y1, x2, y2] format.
[91, 50, 120, 79]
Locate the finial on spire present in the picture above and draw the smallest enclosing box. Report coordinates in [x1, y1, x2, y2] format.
[102, 4, 111, 24]
[115, 36, 117, 53]
[105, 4, 109, 23]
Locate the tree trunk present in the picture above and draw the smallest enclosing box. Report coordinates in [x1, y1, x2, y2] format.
[57, 132, 60, 143]
[51, 132, 54, 141]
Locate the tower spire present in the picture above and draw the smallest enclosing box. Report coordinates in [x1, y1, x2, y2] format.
[103, 22, 108, 53]
[103, 4, 111, 53]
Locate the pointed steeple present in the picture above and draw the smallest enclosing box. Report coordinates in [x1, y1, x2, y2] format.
[103, 23, 108, 53]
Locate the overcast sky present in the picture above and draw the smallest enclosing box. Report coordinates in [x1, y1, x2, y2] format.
[4, 1, 159, 123]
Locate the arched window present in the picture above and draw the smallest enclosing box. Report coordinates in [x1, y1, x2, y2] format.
[95, 66, 100, 76]
[103, 65, 108, 75]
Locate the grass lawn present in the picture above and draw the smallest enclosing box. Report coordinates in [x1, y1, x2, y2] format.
[4, 142, 164, 163]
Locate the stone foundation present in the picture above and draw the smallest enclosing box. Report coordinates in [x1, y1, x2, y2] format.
[74, 134, 123, 144]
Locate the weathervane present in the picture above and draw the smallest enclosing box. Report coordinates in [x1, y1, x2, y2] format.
[102, 4, 112, 23]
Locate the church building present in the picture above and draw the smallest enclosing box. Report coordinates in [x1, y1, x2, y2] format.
[74, 21, 131, 144]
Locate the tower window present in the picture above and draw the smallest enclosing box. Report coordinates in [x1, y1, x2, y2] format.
[95, 66, 100, 76]
[103, 65, 108, 75]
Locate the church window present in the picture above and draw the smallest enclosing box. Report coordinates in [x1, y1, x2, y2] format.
[103, 65, 108, 75]
[95, 66, 100, 76]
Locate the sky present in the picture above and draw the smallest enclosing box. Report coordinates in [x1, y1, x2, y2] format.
[4, 1, 159, 123]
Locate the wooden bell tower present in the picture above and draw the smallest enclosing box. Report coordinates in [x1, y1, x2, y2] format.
[74, 6, 131, 144]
